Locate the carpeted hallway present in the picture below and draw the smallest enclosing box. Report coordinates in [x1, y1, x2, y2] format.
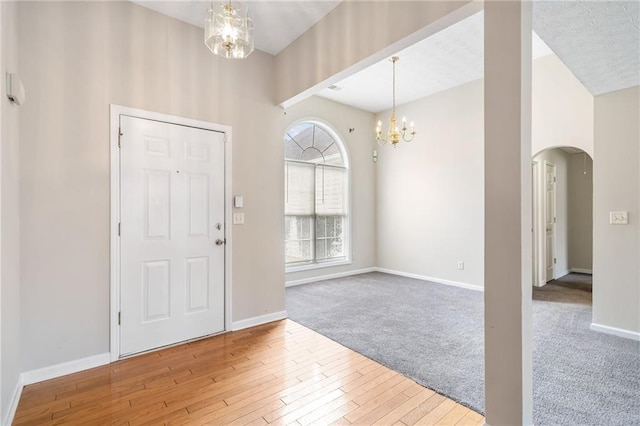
[286, 272, 640, 426]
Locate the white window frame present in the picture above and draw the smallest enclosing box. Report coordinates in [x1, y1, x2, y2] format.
[284, 118, 352, 273]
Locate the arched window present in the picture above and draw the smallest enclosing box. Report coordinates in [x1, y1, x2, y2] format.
[284, 121, 349, 269]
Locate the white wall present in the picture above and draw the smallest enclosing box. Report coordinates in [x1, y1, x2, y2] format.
[375, 55, 593, 289]
[593, 87, 640, 335]
[18, 1, 284, 372]
[284, 96, 377, 284]
[376, 79, 484, 288]
[568, 153, 593, 272]
[1, 1, 22, 422]
[532, 55, 594, 158]
[533, 148, 570, 278]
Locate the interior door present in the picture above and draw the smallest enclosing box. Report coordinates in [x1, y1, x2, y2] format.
[119, 115, 225, 356]
[545, 162, 556, 282]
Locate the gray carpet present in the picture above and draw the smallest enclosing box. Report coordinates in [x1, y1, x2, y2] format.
[286, 272, 640, 426]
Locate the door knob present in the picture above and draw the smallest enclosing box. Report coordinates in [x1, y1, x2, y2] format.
[215, 239, 226, 246]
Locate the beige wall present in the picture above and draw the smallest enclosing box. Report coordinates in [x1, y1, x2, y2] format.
[18, 1, 284, 371]
[376, 78, 484, 288]
[532, 55, 594, 157]
[568, 152, 593, 272]
[593, 87, 640, 335]
[284, 96, 377, 283]
[1, 1, 21, 421]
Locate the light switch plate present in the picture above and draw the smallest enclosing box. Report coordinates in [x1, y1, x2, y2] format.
[609, 211, 628, 225]
[233, 212, 245, 225]
[234, 196, 244, 208]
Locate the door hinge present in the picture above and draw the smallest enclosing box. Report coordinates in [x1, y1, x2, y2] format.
[118, 222, 121, 236]
[118, 311, 121, 325]
[554, 258, 557, 264]
[553, 176, 556, 183]
[554, 217, 556, 223]
[118, 127, 123, 148]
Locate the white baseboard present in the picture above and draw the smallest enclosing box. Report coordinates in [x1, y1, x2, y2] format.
[231, 310, 288, 331]
[285, 267, 377, 288]
[571, 268, 593, 274]
[375, 268, 484, 292]
[555, 269, 570, 279]
[3, 375, 24, 426]
[21, 353, 111, 386]
[590, 323, 640, 341]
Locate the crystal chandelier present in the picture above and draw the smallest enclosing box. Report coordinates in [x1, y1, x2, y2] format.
[376, 56, 416, 146]
[205, 0, 254, 59]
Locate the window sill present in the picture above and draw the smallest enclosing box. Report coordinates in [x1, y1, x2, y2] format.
[286, 259, 352, 274]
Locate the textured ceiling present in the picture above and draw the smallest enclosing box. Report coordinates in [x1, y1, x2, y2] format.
[130, 1, 341, 56]
[533, 1, 640, 96]
[318, 1, 639, 112]
[131, 1, 639, 109]
[317, 11, 554, 113]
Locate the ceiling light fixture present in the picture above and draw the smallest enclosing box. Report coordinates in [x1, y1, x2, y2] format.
[376, 56, 416, 147]
[205, 0, 254, 59]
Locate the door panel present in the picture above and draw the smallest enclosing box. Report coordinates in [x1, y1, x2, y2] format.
[120, 115, 225, 356]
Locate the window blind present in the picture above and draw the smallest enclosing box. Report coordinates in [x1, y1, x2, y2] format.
[285, 162, 315, 215]
[316, 165, 346, 216]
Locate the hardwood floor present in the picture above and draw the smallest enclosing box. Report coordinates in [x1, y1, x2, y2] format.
[13, 320, 484, 426]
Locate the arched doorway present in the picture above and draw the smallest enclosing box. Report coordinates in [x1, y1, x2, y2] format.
[532, 146, 593, 287]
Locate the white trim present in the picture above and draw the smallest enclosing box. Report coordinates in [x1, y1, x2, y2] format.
[543, 160, 557, 283]
[231, 311, 288, 331]
[570, 268, 592, 274]
[532, 160, 547, 288]
[375, 268, 484, 292]
[109, 105, 232, 361]
[286, 267, 376, 287]
[3, 376, 23, 426]
[109, 106, 120, 362]
[224, 120, 233, 335]
[286, 259, 352, 274]
[531, 161, 539, 288]
[590, 323, 640, 341]
[555, 269, 570, 279]
[284, 117, 352, 268]
[21, 353, 111, 386]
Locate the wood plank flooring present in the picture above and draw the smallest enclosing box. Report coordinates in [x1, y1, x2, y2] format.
[13, 320, 484, 426]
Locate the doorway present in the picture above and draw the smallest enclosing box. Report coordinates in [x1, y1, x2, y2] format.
[110, 106, 232, 359]
[532, 147, 593, 287]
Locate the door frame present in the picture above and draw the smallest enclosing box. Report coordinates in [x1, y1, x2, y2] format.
[109, 105, 233, 361]
[543, 160, 557, 283]
[531, 161, 539, 287]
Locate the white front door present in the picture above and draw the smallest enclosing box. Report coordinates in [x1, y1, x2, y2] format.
[545, 162, 556, 282]
[119, 115, 225, 356]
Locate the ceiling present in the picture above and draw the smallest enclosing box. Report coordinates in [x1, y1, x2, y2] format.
[132, 1, 640, 112]
[533, 1, 639, 96]
[130, 0, 341, 56]
[318, 11, 554, 113]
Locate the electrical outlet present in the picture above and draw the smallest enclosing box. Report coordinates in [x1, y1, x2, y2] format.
[233, 212, 245, 225]
[457, 261, 464, 270]
[610, 211, 628, 225]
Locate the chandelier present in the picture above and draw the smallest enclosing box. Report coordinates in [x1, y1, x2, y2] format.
[376, 56, 416, 146]
[205, 0, 254, 59]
